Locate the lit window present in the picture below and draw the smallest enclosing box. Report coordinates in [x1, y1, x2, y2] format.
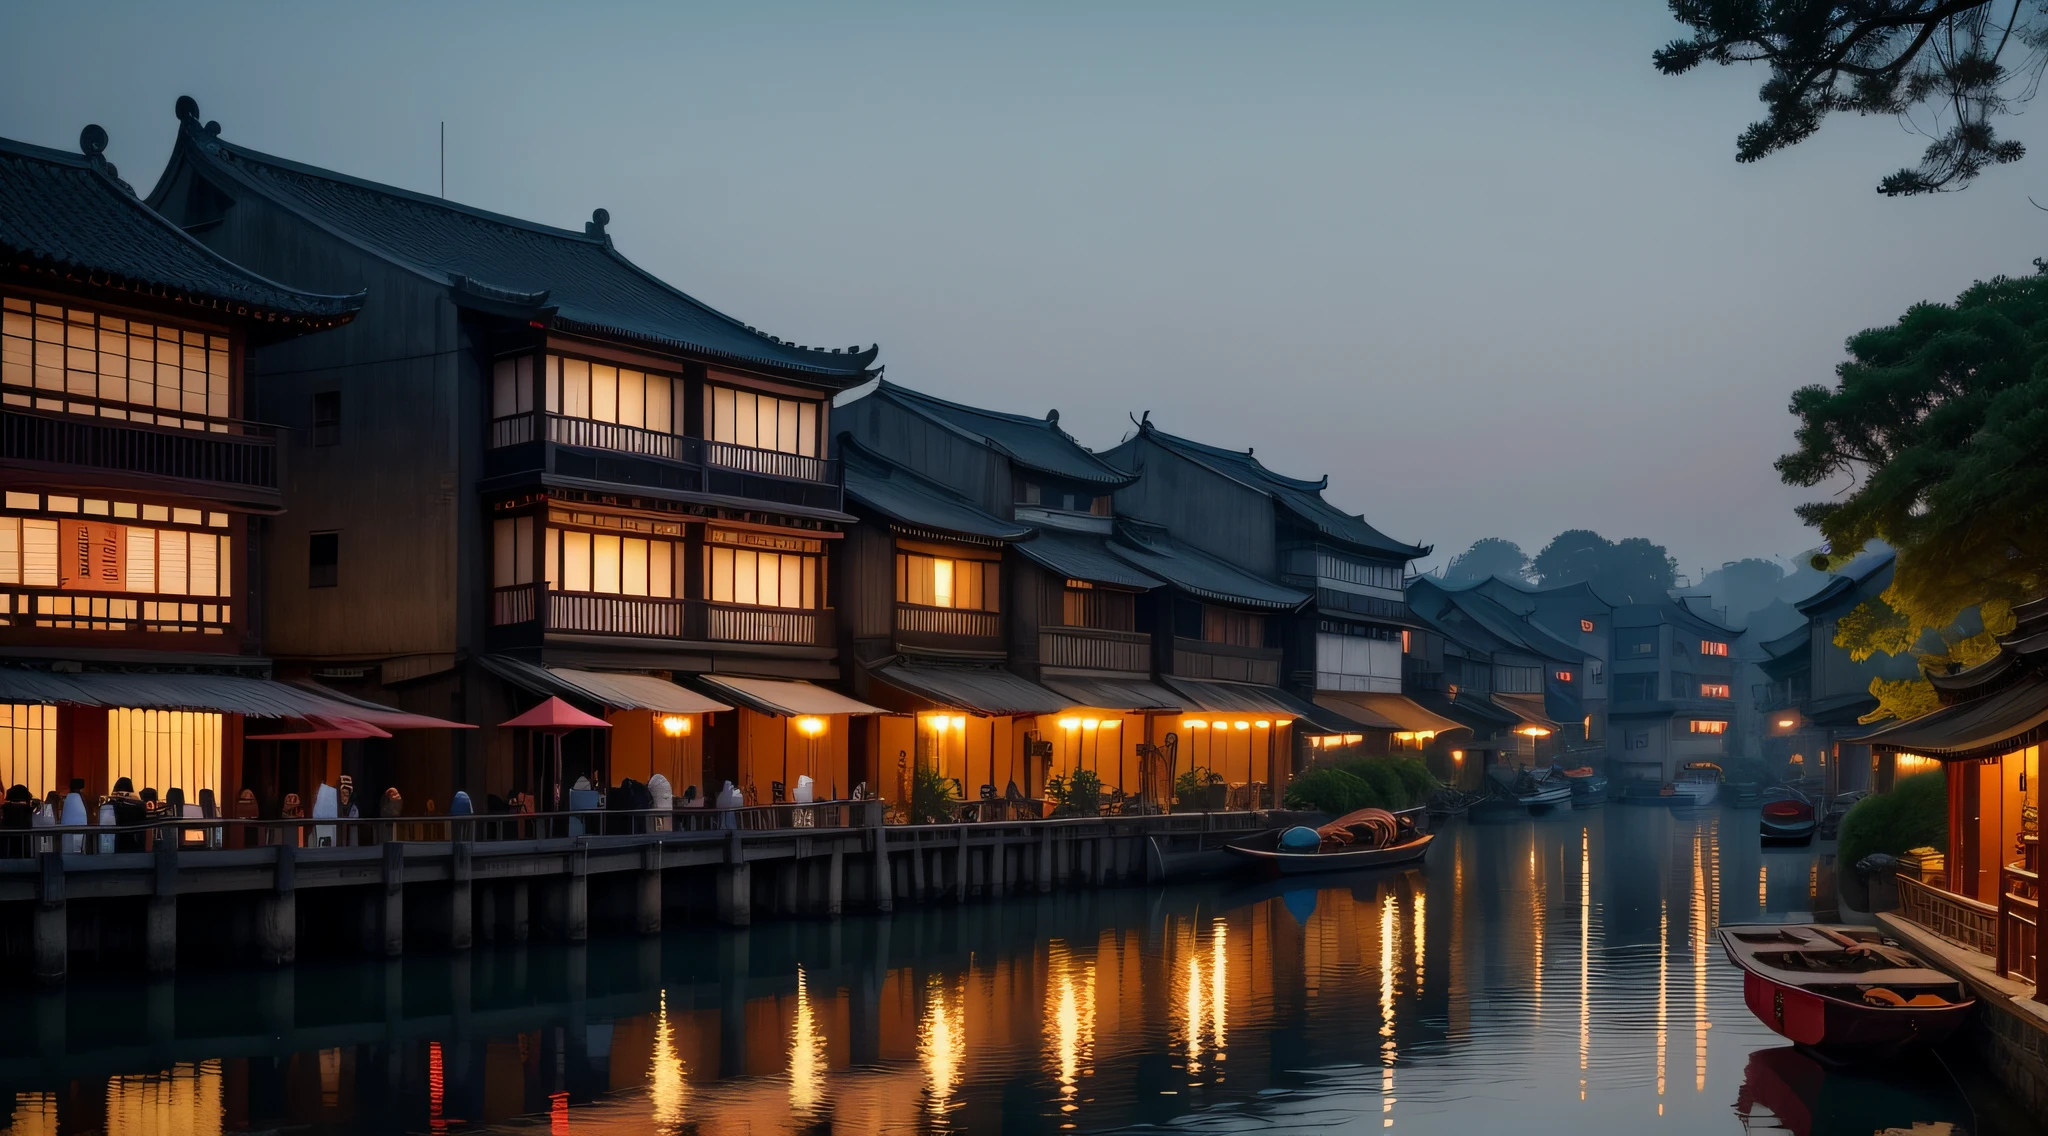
[1700, 640, 1729, 657]
[1555, 670, 1573, 683]
[707, 528, 820, 609]
[2, 295, 230, 428]
[705, 377, 819, 456]
[1700, 682, 1731, 699]
[1580, 618, 1595, 633]
[1689, 720, 1728, 734]
[545, 355, 681, 434]
[897, 552, 997, 612]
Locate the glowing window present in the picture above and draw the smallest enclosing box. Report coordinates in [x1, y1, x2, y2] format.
[1700, 640, 1729, 657]
[1700, 682, 1731, 699]
[1689, 720, 1728, 735]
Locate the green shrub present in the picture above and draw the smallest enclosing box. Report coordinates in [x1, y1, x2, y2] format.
[1340, 758, 1406, 808]
[1283, 766, 1382, 814]
[909, 765, 959, 825]
[1839, 770, 1948, 868]
[1047, 768, 1103, 817]
[1174, 765, 1222, 806]
[1387, 757, 1437, 804]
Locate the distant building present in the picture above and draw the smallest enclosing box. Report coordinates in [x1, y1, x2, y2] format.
[1606, 597, 1741, 785]
[1405, 578, 1582, 781]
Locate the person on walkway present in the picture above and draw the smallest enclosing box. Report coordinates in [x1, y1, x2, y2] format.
[62, 780, 86, 854]
[33, 791, 58, 855]
[110, 778, 145, 852]
[311, 783, 338, 847]
[233, 788, 260, 849]
[279, 792, 305, 848]
[2, 785, 33, 857]
[335, 775, 360, 844]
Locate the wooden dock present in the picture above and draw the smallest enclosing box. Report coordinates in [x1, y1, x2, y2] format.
[0, 807, 1269, 981]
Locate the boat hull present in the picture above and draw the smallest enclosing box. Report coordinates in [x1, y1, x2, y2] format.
[1225, 832, 1434, 876]
[1739, 970, 1968, 1060]
[1759, 817, 1818, 845]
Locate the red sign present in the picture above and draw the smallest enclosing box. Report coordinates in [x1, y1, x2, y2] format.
[58, 520, 125, 592]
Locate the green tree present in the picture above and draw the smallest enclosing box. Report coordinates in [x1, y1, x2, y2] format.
[1654, 1, 2045, 194]
[1442, 537, 1530, 584]
[1693, 558, 1788, 625]
[1780, 268, 2048, 708]
[1532, 530, 1679, 602]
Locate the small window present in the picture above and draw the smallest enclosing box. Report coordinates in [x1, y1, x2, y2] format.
[1689, 719, 1728, 734]
[1579, 618, 1595, 633]
[1015, 482, 1042, 506]
[1700, 640, 1729, 657]
[312, 391, 340, 447]
[1700, 682, 1731, 699]
[309, 531, 338, 588]
[1555, 670, 1573, 683]
[1619, 629, 1657, 657]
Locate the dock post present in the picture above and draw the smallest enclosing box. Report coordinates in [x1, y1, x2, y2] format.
[511, 879, 530, 941]
[33, 850, 66, 983]
[868, 804, 892, 913]
[956, 828, 970, 902]
[449, 841, 474, 950]
[380, 839, 405, 956]
[145, 836, 178, 973]
[259, 841, 296, 966]
[717, 829, 752, 926]
[910, 834, 927, 899]
[827, 846, 844, 918]
[991, 835, 1007, 898]
[636, 843, 663, 935]
[775, 856, 800, 917]
[566, 838, 589, 941]
[1036, 826, 1052, 894]
[1094, 836, 1110, 886]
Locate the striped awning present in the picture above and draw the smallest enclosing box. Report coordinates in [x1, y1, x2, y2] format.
[0, 669, 471, 728]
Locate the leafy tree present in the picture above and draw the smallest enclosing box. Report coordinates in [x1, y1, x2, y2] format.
[1531, 529, 1679, 602]
[1781, 268, 2048, 716]
[1655, 0, 2046, 194]
[1693, 557, 1789, 624]
[1442, 537, 1531, 584]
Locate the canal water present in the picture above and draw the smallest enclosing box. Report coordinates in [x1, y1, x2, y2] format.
[0, 806, 2021, 1135]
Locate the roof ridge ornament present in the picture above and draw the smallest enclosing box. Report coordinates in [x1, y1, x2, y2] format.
[585, 207, 611, 243]
[1047, 408, 1059, 425]
[77, 124, 133, 194]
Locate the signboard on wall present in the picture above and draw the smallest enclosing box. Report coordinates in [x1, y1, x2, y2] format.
[58, 520, 125, 591]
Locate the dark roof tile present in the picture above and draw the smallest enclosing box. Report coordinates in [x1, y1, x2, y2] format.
[876, 381, 1134, 487]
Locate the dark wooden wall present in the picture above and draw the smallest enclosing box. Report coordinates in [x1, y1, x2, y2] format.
[1099, 435, 1276, 577]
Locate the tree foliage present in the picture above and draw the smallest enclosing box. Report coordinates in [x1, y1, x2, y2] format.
[1655, 0, 2046, 194]
[1442, 537, 1531, 584]
[1783, 269, 2048, 680]
[1693, 557, 1790, 624]
[1838, 768, 1947, 867]
[1531, 529, 1679, 602]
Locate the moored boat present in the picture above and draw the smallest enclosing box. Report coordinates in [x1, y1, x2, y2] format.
[1547, 764, 1608, 806]
[1673, 763, 1721, 806]
[1225, 807, 1434, 876]
[1717, 923, 1974, 1061]
[1760, 788, 1818, 845]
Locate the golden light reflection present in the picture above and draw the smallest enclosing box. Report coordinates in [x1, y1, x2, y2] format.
[105, 1061, 223, 1136]
[920, 973, 966, 1116]
[1530, 837, 1543, 1014]
[1758, 864, 1767, 911]
[1656, 901, 1668, 1115]
[1210, 919, 1228, 1053]
[1693, 830, 1710, 1093]
[790, 966, 828, 1114]
[1046, 940, 1097, 1117]
[649, 988, 688, 1132]
[1185, 953, 1204, 1076]
[1380, 895, 1398, 1126]
[1579, 827, 1590, 1102]
[1412, 889, 1426, 992]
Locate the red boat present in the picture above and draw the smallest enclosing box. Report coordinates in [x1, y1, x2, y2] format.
[1718, 924, 1974, 1061]
[1760, 788, 1817, 845]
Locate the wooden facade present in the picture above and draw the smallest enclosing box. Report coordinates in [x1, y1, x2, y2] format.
[144, 99, 878, 810]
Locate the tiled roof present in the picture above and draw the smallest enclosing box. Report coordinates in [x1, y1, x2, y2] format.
[875, 381, 1134, 487]
[1014, 527, 1163, 591]
[154, 98, 872, 382]
[1107, 521, 1306, 610]
[1411, 578, 1580, 663]
[1132, 422, 1427, 559]
[0, 127, 361, 326]
[842, 440, 1030, 542]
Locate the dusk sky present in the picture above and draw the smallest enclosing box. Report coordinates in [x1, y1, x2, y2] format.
[5, 1, 2040, 585]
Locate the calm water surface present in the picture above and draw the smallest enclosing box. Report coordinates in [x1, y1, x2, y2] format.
[0, 807, 2019, 1135]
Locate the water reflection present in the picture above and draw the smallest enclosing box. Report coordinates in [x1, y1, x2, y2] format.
[0, 806, 2012, 1134]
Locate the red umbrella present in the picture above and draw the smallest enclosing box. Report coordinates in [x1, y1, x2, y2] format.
[500, 697, 611, 810]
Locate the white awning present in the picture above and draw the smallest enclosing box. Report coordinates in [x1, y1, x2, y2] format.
[547, 668, 729, 715]
[696, 675, 885, 717]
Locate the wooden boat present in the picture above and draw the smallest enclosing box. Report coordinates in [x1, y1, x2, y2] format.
[1547, 764, 1608, 806]
[1760, 788, 1818, 845]
[1717, 923, 1974, 1060]
[1225, 807, 1434, 876]
[1674, 762, 1721, 806]
[1735, 1045, 1976, 1136]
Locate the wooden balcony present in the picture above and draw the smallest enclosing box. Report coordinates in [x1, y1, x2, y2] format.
[486, 413, 842, 513]
[704, 438, 831, 483]
[895, 603, 1003, 655]
[1041, 626, 1150, 672]
[1, 402, 279, 508]
[1170, 636, 1282, 685]
[490, 585, 832, 649]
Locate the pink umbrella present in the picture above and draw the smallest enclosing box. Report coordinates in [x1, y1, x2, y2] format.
[500, 698, 611, 809]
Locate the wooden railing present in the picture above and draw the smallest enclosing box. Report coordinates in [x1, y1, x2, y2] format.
[704, 438, 831, 483]
[1897, 873, 2001, 956]
[546, 414, 687, 461]
[1041, 626, 1149, 672]
[707, 602, 823, 646]
[1997, 861, 2039, 989]
[489, 413, 535, 448]
[492, 583, 536, 626]
[897, 604, 1000, 639]
[1171, 636, 1282, 686]
[0, 589, 232, 633]
[548, 591, 685, 637]
[2, 404, 277, 496]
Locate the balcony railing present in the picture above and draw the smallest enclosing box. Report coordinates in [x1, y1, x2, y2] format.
[1897, 874, 2000, 955]
[1171, 636, 1282, 686]
[704, 439, 831, 483]
[1041, 626, 1149, 672]
[897, 604, 1000, 639]
[1, 589, 233, 634]
[490, 414, 535, 448]
[492, 586, 830, 647]
[545, 414, 686, 461]
[2, 403, 277, 496]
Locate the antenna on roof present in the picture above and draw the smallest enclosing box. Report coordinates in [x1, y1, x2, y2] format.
[440, 122, 446, 198]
